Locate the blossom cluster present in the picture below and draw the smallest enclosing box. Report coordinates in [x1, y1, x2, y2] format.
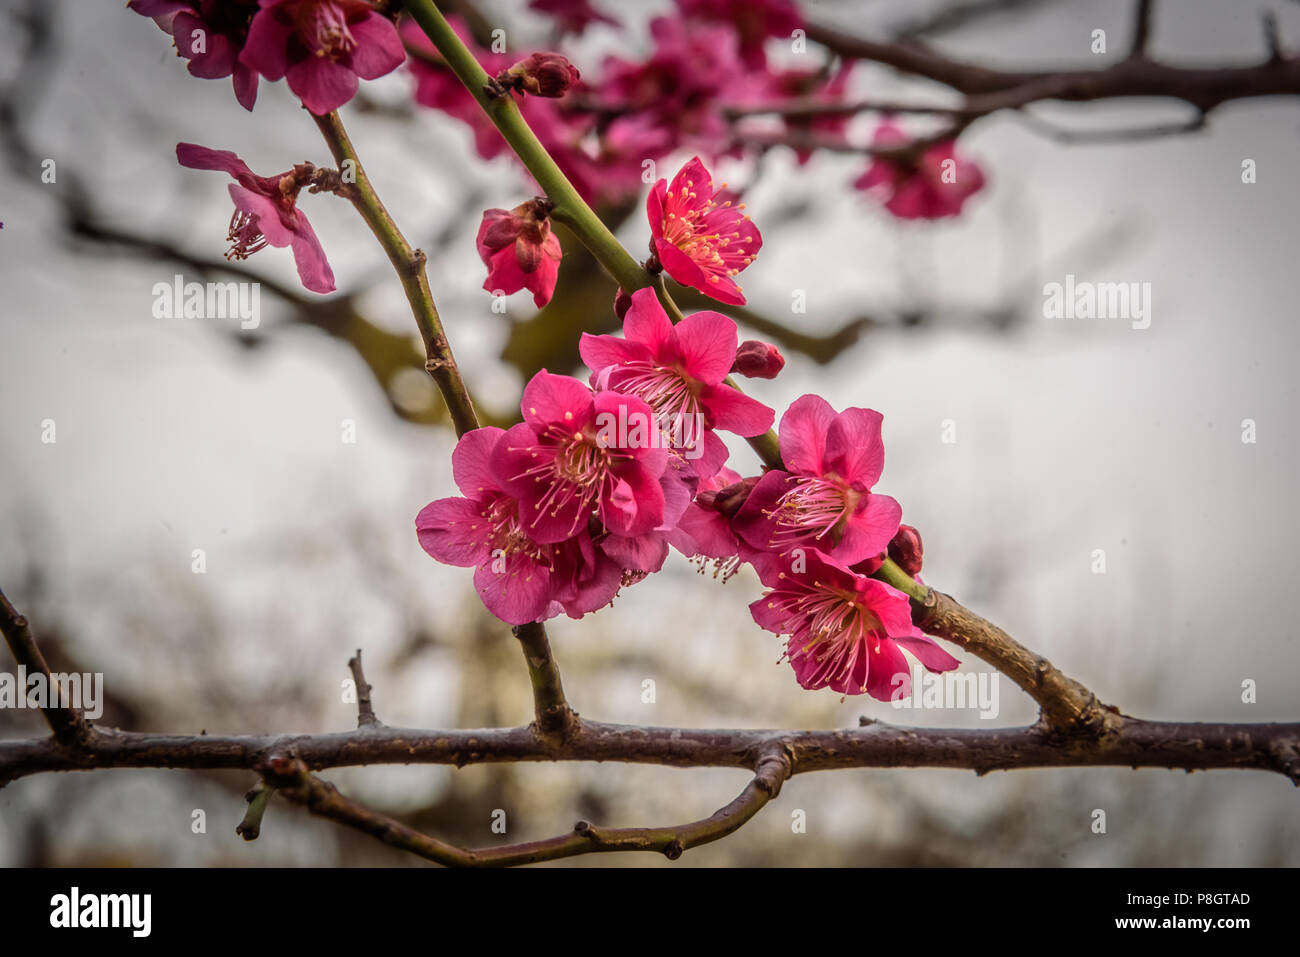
[423, 151, 958, 699]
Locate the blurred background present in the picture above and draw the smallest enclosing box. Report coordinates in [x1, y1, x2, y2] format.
[0, 0, 1297, 865]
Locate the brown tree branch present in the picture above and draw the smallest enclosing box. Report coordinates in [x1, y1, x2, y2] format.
[0, 589, 89, 747]
[348, 649, 381, 728]
[260, 748, 791, 866]
[802, 20, 1300, 113]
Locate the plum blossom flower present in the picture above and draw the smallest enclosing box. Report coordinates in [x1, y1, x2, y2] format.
[580, 288, 774, 475]
[176, 143, 335, 293]
[601, 17, 746, 160]
[476, 200, 563, 308]
[130, 0, 261, 109]
[239, 0, 405, 115]
[750, 549, 959, 699]
[528, 0, 618, 34]
[647, 157, 762, 306]
[733, 394, 902, 566]
[675, 0, 802, 69]
[496, 371, 671, 544]
[416, 427, 621, 625]
[854, 120, 986, 220]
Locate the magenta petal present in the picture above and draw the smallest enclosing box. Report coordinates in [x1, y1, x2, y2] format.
[473, 555, 554, 625]
[825, 407, 886, 486]
[346, 11, 407, 79]
[835, 493, 902, 564]
[778, 393, 837, 476]
[601, 531, 668, 573]
[894, 634, 961, 673]
[669, 310, 737, 384]
[228, 185, 290, 244]
[579, 333, 650, 376]
[239, 9, 292, 81]
[232, 64, 260, 111]
[645, 178, 667, 237]
[700, 383, 774, 437]
[286, 212, 336, 294]
[177, 143, 253, 180]
[286, 55, 360, 115]
[520, 370, 594, 429]
[864, 639, 912, 701]
[451, 427, 507, 498]
[622, 287, 672, 350]
[416, 497, 489, 567]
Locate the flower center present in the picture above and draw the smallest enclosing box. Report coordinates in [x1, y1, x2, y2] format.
[768, 576, 885, 688]
[225, 209, 267, 261]
[765, 476, 854, 550]
[512, 425, 625, 536]
[662, 180, 756, 282]
[483, 497, 549, 566]
[299, 1, 357, 60]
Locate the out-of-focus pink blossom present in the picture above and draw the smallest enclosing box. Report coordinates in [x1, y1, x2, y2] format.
[128, 0, 261, 110]
[855, 121, 986, 219]
[240, 0, 405, 115]
[675, 0, 803, 69]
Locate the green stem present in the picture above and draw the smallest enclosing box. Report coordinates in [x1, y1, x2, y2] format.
[312, 110, 480, 438]
[405, 0, 788, 473]
[404, 0, 647, 293]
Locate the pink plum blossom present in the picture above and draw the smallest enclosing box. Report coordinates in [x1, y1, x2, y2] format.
[495, 371, 671, 544]
[647, 157, 761, 306]
[855, 121, 987, 220]
[750, 549, 959, 699]
[176, 142, 335, 293]
[733, 394, 902, 566]
[129, 0, 261, 110]
[416, 427, 621, 625]
[476, 200, 563, 308]
[580, 288, 774, 476]
[529, 0, 619, 34]
[239, 0, 405, 115]
[676, 0, 802, 69]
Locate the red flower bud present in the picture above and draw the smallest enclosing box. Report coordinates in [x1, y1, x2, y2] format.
[888, 524, 923, 577]
[503, 52, 581, 98]
[850, 553, 886, 576]
[732, 340, 785, 379]
[613, 288, 634, 320]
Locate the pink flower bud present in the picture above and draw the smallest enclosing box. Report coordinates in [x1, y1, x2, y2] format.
[613, 288, 634, 320]
[503, 52, 581, 97]
[475, 198, 562, 308]
[888, 524, 923, 577]
[732, 340, 785, 379]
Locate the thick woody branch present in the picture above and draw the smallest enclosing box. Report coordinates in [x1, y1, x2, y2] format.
[873, 560, 1118, 734]
[4, 716, 1297, 787]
